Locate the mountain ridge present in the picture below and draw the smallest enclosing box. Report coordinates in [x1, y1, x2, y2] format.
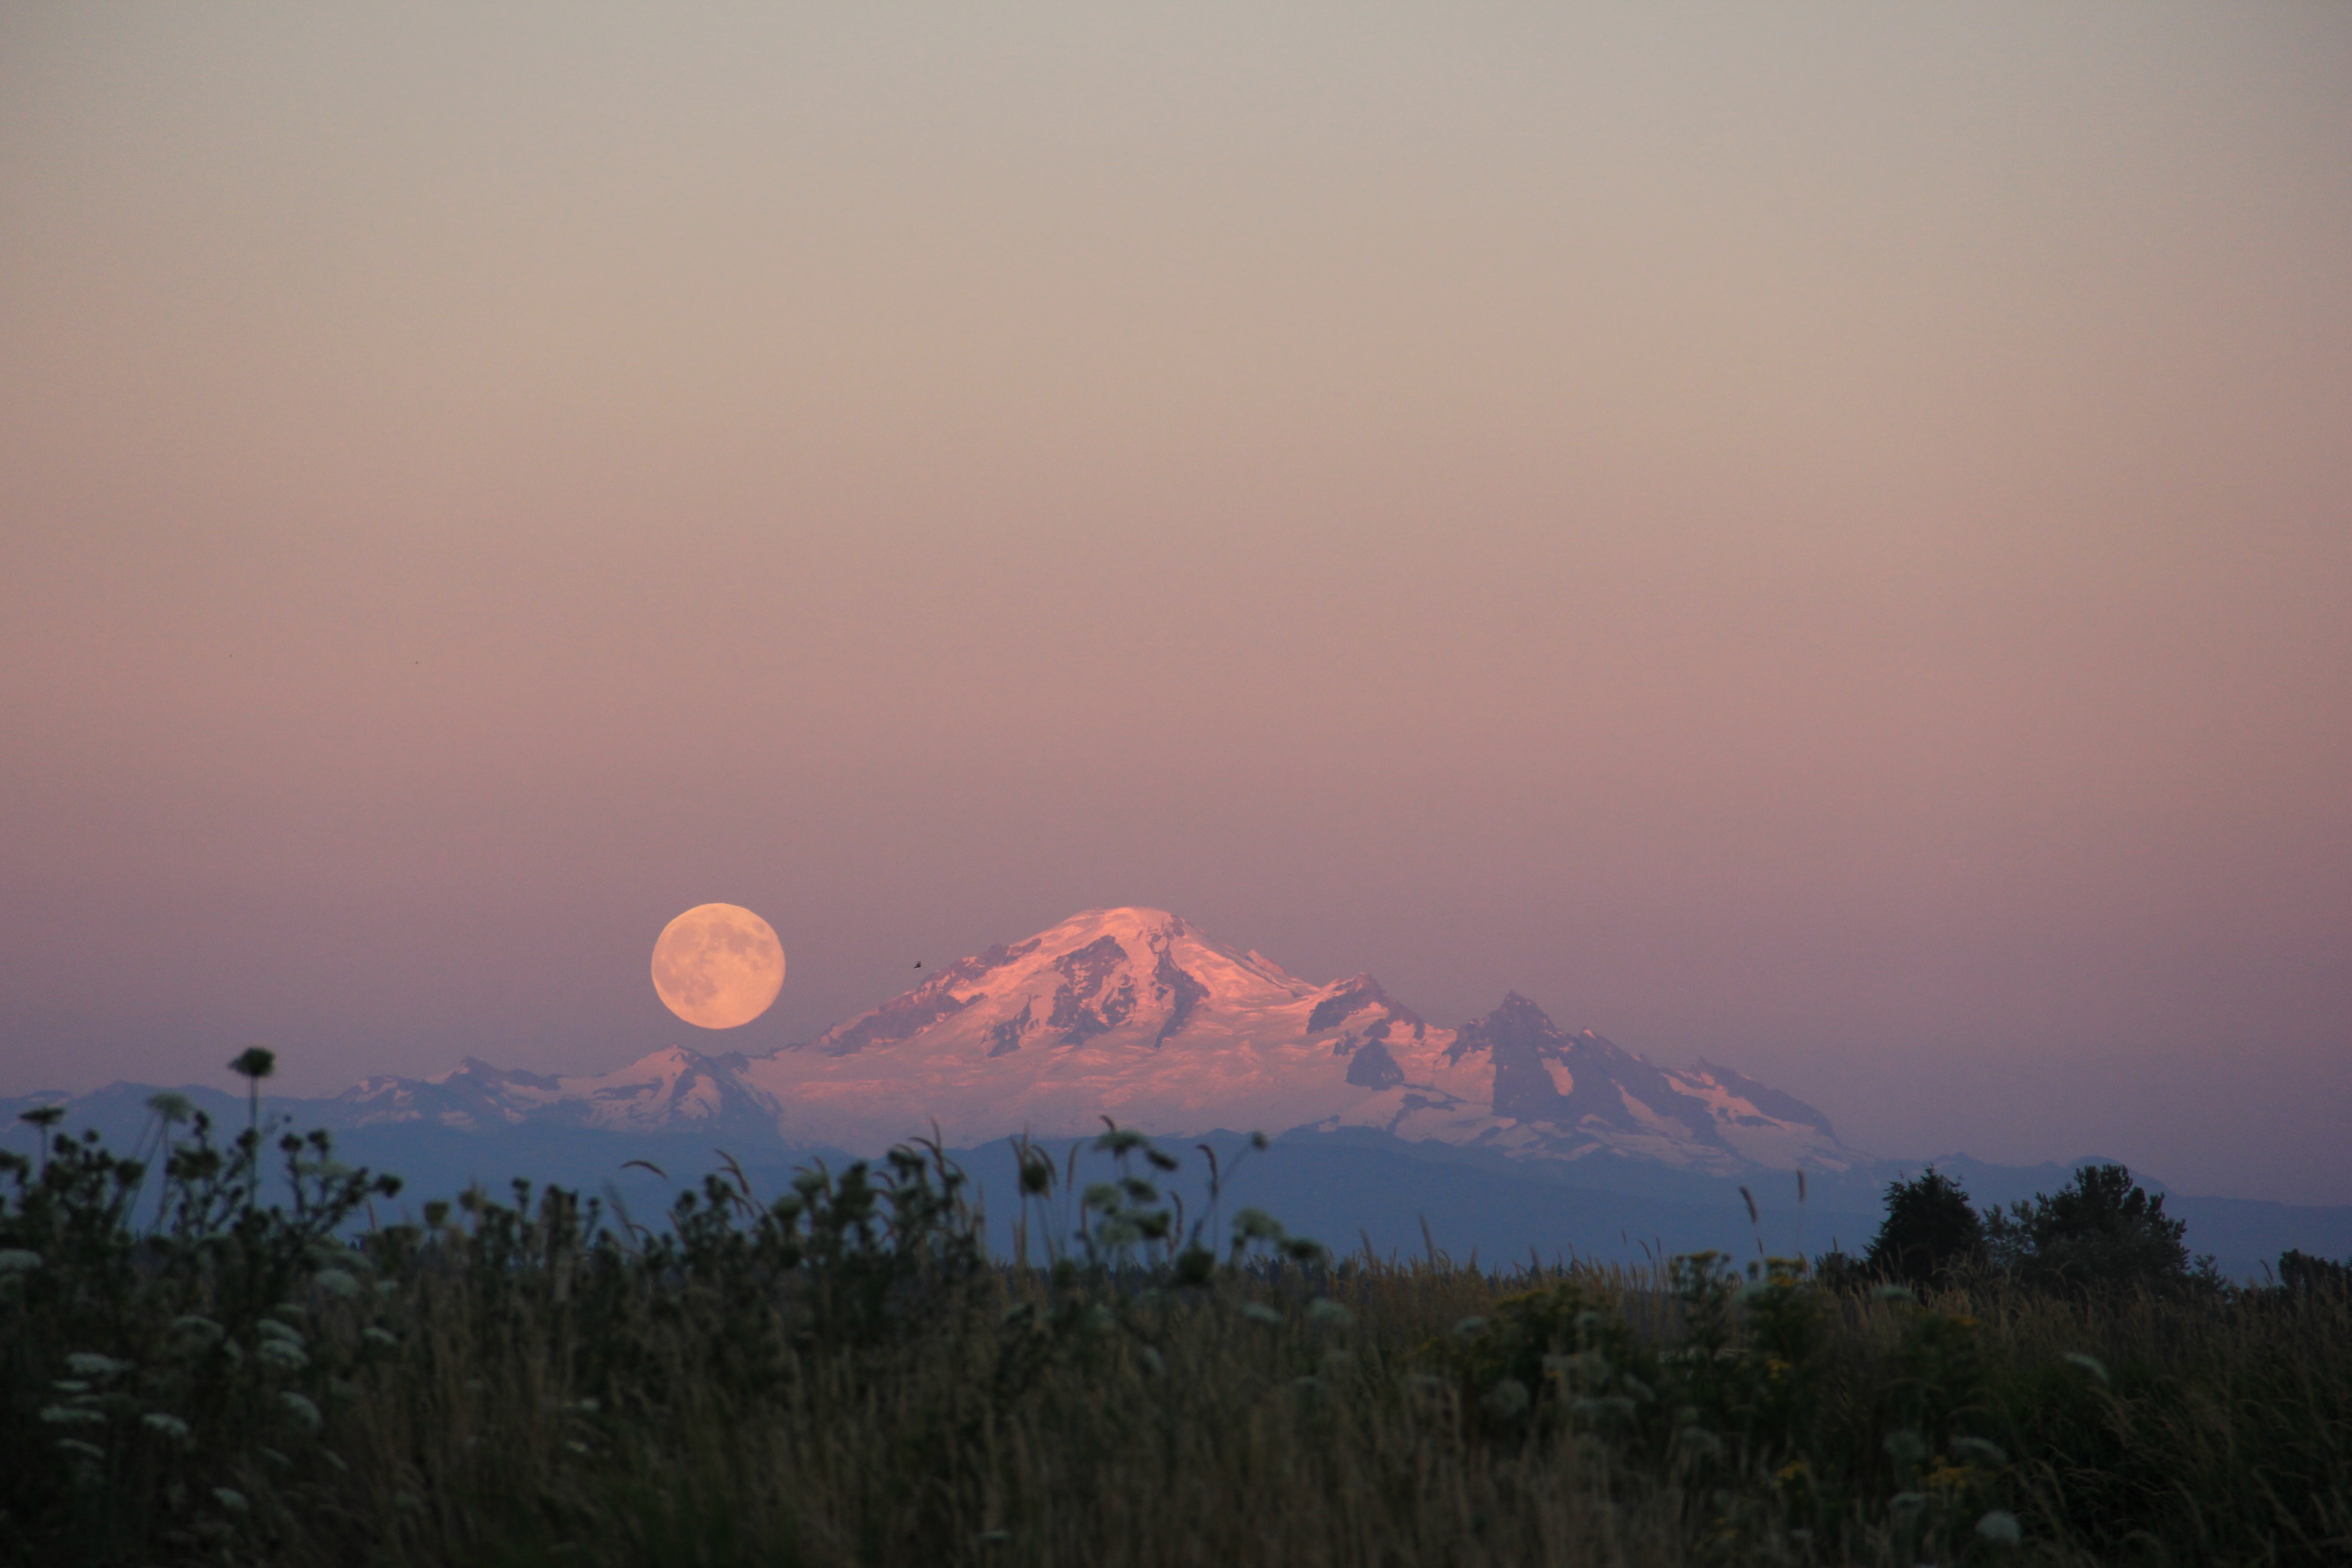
[293, 906, 1852, 1177]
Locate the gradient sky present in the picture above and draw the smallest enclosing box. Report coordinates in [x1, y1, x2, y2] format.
[4, 4, 2348, 1203]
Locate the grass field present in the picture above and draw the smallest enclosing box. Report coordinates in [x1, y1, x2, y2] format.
[5, 1106, 2348, 1566]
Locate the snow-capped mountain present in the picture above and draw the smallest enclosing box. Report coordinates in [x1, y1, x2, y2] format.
[328, 906, 1857, 1176]
[336, 1046, 781, 1141]
[1317, 990, 1853, 1175]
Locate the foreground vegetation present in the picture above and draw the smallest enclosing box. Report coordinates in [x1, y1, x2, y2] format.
[4, 1078, 2349, 1566]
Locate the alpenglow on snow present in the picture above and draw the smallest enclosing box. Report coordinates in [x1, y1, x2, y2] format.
[335, 907, 1854, 1175]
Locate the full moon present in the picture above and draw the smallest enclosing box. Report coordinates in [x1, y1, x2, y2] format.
[650, 903, 786, 1029]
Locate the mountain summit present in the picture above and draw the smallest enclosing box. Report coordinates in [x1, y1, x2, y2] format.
[740, 906, 1437, 1149]
[331, 906, 1856, 1175]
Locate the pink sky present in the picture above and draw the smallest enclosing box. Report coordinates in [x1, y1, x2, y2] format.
[3, 4, 2348, 1201]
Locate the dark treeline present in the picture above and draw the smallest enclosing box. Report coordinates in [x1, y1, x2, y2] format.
[4, 1070, 2350, 1566]
[1827, 1162, 2216, 1298]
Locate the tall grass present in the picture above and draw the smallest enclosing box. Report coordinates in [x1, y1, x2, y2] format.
[3, 1106, 2347, 1566]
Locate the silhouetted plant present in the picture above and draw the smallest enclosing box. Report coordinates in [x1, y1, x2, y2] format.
[8, 1073, 2351, 1567]
[2277, 1247, 2352, 1295]
[226, 1046, 275, 1136]
[1984, 1162, 2202, 1295]
[1862, 1166, 1985, 1287]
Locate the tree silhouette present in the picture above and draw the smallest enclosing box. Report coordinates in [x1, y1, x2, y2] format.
[2278, 1249, 2351, 1294]
[1860, 1166, 1984, 1286]
[1985, 1162, 2195, 1295]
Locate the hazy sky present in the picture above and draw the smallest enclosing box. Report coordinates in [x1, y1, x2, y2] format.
[5, 4, 2348, 1202]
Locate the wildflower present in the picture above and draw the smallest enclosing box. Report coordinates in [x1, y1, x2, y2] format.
[280, 1391, 323, 1431]
[213, 1487, 249, 1513]
[1306, 1298, 1353, 1330]
[2063, 1352, 2110, 1387]
[142, 1412, 193, 1444]
[313, 1268, 360, 1298]
[1241, 1303, 1284, 1326]
[0, 1249, 41, 1274]
[1976, 1509, 2023, 1545]
[145, 1091, 195, 1123]
[362, 1327, 400, 1349]
[1549, 1349, 1609, 1383]
[1452, 1316, 1488, 1338]
[170, 1315, 225, 1348]
[1231, 1207, 1285, 1243]
[257, 1338, 309, 1372]
[1883, 1428, 1929, 1467]
[256, 1318, 303, 1346]
[1093, 1127, 1147, 1156]
[55, 1438, 106, 1460]
[41, 1405, 107, 1426]
[1872, 1284, 1915, 1302]
[66, 1352, 130, 1380]
[1925, 1457, 1974, 1493]
[1481, 1378, 1531, 1419]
